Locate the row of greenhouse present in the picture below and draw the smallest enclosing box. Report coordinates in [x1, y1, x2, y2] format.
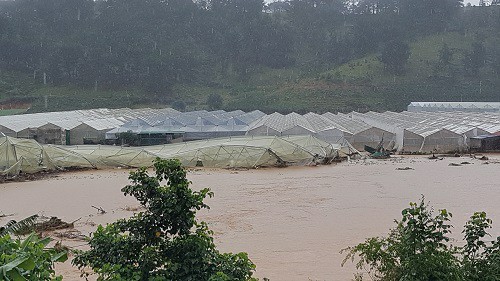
[0, 135, 341, 175]
[1, 107, 500, 153]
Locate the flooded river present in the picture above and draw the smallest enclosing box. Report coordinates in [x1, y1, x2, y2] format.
[1, 155, 499, 280]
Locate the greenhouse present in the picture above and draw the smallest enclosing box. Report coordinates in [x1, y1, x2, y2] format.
[323, 112, 395, 151]
[106, 109, 266, 143]
[302, 113, 358, 155]
[246, 112, 316, 136]
[352, 111, 466, 152]
[0, 135, 341, 176]
[0, 107, 181, 144]
[0, 137, 55, 176]
[2, 106, 500, 154]
[408, 102, 500, 113]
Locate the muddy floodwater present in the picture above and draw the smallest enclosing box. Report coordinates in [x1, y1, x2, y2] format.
[1, 155, 500, 281]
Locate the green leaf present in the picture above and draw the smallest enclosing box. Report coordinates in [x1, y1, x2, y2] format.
[51, 251, 68, 263]
[7, 268, 28, 281]
[18, 257, 36, 271]
[0, 255, 30, 272]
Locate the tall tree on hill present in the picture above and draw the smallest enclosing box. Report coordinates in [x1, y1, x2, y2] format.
[463, 41, 486, 77]
[439, 43, 454, 65]
[380, 40, 411, 74]
[398, 0, 463, 34]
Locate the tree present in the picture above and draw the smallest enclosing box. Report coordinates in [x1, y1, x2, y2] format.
[462, 212, 500, 280]
[342, 197, 500, 281]
[463, 41, 486, 76]
[207, 93, 223, 110]
[171, 100, 187, 111]
[73, 158, 257, 281]
[379, 40, 411, 74]
[439, 43, 454, 65]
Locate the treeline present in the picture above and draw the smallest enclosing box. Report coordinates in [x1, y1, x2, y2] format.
[0, 0, 498, 99]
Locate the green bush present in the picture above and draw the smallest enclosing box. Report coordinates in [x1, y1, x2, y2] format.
[342, 197, 500, 281]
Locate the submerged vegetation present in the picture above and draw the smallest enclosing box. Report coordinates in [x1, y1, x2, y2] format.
[0, 1, 499, 113]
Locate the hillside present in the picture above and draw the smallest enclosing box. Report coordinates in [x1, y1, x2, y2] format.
[2, 31, 497, 115]
[0, 1, 499, 115]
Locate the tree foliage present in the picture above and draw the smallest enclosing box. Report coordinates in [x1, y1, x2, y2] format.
[379, 40, 411, 74]
[207, 93, 223, 110]
[2, 0, 500, 111]
[0, 215, 39, 237]
[342, 197, 500, 281]
[73, 158, 257, 281]
[439, 43, 454, 66]
[463, 41, 487, 77]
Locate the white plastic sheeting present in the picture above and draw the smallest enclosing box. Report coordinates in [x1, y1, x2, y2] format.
[0, 135, 340, 175]
[351, 111, 469, 152]
[323, 112, 395, 151]
[408, 102, 500, 113]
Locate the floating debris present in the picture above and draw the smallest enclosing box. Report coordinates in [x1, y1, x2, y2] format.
[396, 167, 414, 170]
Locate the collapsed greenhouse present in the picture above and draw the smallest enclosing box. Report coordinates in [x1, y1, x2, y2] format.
[0, 135, 341, 176]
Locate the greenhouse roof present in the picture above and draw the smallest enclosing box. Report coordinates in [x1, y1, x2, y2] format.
[303, 112, 342, 132]
[248, 112, 315, 133]
[322, 112, 371, 134]
[409, 102, 500, 110]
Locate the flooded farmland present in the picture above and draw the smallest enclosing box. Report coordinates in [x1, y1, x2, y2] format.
[1, 155, 500, 281]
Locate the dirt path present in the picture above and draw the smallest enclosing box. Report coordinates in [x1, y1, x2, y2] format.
[1, 156, 500, 281]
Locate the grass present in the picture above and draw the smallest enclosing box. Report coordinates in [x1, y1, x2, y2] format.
[0, 109, 28, 116]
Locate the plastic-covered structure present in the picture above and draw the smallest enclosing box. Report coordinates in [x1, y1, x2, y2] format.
[351, 111, 466, 153]
[246, 112, 316, 136]
[0, 135, 340, 176]
[0, 137, 54, 176]
[303, 113, 358, 155]
[66, 135, 339, 169]
[146, 135, 339, 168]
[323, 112, 395, 151]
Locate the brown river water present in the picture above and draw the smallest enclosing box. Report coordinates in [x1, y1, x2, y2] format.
[1, 155, 500, 281]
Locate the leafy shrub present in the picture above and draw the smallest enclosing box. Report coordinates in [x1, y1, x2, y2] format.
[0, 233, 67, 281]
[343, 196, 500, 281]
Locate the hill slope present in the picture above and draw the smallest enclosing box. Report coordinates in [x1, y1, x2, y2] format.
[1, 32, 499, 114]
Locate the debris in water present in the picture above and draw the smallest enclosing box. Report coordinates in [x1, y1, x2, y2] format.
[396, 167, 414, 170]
[91, 205, 107, 214]
[36, 216, 74, 232]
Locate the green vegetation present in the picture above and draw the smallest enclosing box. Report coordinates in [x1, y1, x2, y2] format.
[1, 216, 68, 281]
[0, 1, 499, 114]
[342, 197, 500, 281]
[73, 158, 257, 281]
